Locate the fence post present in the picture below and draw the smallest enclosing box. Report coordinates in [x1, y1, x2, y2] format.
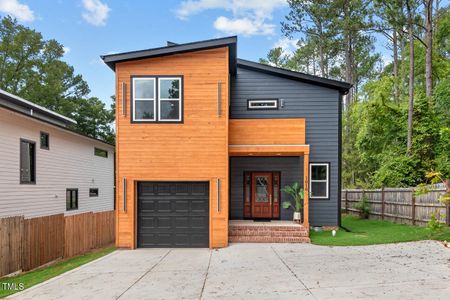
[381, 187, 385, 220]
[411, 189, 416, 225]
[345, 190, 348, 213]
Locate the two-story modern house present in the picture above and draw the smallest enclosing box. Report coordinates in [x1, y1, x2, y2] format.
[102, 36, 350, 249]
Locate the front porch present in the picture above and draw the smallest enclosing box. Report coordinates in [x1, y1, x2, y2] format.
[228, 220, 310, 243]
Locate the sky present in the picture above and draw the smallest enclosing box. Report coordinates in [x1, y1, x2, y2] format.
[0, 0, 395, 106]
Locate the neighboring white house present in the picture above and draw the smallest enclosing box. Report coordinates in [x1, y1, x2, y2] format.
[0, 89, 115, 218]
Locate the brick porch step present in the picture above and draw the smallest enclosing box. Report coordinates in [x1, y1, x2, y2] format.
[229, 236, 311, 243]
[228, 221, 310, 243]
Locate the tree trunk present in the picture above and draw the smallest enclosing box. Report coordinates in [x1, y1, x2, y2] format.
[345, 33, 353, 107]
[393, 30, 399, 103]
[407, 1, 415, 153]
[425, 0, 433, 98]
[319, 43, 325, 77]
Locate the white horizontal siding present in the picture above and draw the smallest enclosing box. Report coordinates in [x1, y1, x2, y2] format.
[0, 108, 115, 218]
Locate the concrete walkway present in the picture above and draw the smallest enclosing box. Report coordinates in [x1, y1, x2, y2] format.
[10, 241, 450, 299]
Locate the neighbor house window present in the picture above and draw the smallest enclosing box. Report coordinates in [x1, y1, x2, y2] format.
[132, 76, 183, 122]
[310, 163, 329, 199]
[247, 99, 278, 110]
[20, 139, 36, 184]
[66, 189, 78, 210]
[94, 148, 108, 158]
[89, 188, 99, 197]
[40, 132, 49, 150]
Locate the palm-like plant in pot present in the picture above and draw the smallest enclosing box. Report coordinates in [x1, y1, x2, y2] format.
[281, 182, 304, 223]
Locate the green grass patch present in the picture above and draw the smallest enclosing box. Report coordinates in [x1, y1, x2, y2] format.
[310, 215, 450, 246]
[0, 246, 115, 298]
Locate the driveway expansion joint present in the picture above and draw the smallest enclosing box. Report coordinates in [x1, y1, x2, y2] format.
[199, 250, 212, 300]
[115, 249, 172, 299]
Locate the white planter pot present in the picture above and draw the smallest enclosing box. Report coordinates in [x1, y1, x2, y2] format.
[293, 212, 302, 223]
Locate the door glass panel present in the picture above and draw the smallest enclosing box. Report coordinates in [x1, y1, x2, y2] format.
[255, 176, 269, 203]
[245, 174, 251, 203]
[273, 174, 279, 203]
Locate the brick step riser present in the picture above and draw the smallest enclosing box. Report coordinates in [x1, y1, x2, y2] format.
[228, 226, 306, 232]
[229, 236, 311, 243]
[229, 230, 309, 237]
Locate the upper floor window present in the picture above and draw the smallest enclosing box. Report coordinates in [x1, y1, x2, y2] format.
[20, 139, 36, 184]
[40, 132, 49, 150]
[309, 163, 329, 199]
[94, 147, 108, 158]
[247, 99, 278, 110]
[132, 76, 183, 123]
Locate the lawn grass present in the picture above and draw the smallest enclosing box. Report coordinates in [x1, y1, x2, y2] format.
[0, 246, 116, 298]
[310, 214, 450, 246]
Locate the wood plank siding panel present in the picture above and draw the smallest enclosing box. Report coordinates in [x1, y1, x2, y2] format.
[0, 108, 115, 219]
[115, 47, 229, 248]
[229, 119, 306, 145]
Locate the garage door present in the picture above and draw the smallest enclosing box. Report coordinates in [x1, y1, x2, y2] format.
[137, 182, 209, 247]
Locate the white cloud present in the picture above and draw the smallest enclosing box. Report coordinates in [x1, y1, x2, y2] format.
[81, 0, 110, 26]
[176, 0, 286, 36]
[274, 37, 299, 56]
[214, 16, 275, 36]
[63, 46, 70, 55]
[0, 0, 35, 22]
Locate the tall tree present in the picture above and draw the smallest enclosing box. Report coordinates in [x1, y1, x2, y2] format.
[424, 0, 434, 97]
[258, 47, 287, 67]
[406, 0, 418, 153]
[0, 16, 114, 142]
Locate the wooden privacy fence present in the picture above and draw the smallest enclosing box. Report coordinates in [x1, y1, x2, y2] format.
[342, 184, 449, 226]
[0, 211, 115, 278]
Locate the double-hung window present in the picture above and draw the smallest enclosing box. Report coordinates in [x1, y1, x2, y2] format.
[133, 78, 156, 121]
[132, 76, 182, 122]
[309, 163, 329, 199]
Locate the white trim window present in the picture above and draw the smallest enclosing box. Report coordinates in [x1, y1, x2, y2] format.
[248, 99, 278, 110]
[133, 78, 156, 121]
[158, 77, 182, 121]
[309, 163, 329, 199]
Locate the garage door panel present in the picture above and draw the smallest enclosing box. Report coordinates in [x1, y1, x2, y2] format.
[138, 182, 209, 248]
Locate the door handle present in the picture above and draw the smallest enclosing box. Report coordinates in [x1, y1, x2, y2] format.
[269, 194, 272, 205]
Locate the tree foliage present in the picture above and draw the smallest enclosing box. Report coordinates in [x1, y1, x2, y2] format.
[262, 1, 450, 188]
[0, 16, 114, 143]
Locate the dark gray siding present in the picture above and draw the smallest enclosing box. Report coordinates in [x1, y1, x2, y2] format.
[230, 66, 340, 226]
[230, 157, 302, 220]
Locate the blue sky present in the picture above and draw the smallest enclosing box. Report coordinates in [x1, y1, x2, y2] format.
[0, 0, 411, 106]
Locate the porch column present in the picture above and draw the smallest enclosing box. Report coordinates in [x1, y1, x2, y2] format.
[303, 152, 309, 228]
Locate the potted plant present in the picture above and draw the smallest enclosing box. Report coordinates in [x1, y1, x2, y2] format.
[281, 182, 304, 223]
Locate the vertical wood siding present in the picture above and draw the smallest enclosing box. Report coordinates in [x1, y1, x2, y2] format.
[0, 108, 115, 219]
[115, 47, 230, 248]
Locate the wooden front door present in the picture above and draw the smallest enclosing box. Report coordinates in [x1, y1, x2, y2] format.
[251, 172, 273, 218]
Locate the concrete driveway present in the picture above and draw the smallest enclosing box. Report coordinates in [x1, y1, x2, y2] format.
[10, 241, 450, 299]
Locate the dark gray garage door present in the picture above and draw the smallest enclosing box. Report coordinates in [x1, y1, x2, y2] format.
[137, 182, 209, 248]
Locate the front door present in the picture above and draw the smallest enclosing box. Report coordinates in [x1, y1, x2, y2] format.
[251, 172, 273, 218]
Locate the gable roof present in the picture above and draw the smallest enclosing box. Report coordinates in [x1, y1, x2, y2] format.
[101, 36, 238, 74]
[237, 59, 351, 94]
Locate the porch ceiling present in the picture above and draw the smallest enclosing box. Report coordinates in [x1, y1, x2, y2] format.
[228, 144, 310, 156]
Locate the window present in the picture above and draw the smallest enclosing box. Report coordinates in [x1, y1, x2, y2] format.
[40, 132, 49, 150]
[247, 99, 278, 110]
[94, 148, 108, 158]
[66, 189, 78, 210]
[158, 78, 182, 121]
[89, 188, 99, 197]
[309, 163, 329, 199]
[20, 139, 36, 184]
[132, 76, 183, 123]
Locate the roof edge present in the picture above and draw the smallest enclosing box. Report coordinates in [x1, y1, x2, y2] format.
[101, 36, 237, 72]
[237, 59, 352, 93]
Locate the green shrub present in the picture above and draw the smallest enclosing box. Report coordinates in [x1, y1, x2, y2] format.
[354, 195, 370, 219]
[427, 212, 444, 231]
